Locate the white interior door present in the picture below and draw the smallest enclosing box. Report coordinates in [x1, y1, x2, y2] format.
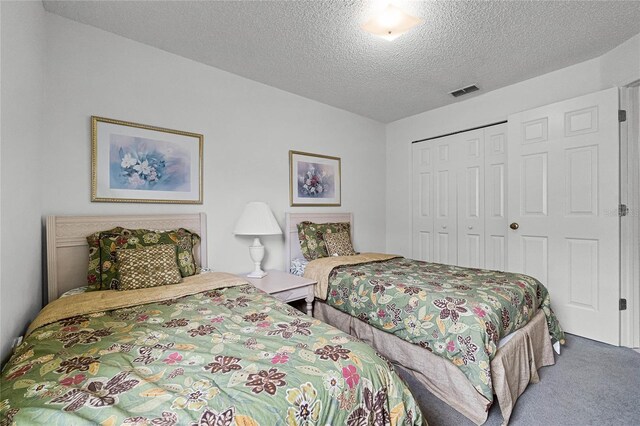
[412, 143, 434, 261]
[456, 129, 485, 268]
[484, 124, 508, 271]
[507, 87, 620, 345]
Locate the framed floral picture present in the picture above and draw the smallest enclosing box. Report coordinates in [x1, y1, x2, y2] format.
[289, 150, 341, 206]
[91, 116, 203, 204]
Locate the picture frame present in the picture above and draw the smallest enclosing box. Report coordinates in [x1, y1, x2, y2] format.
[91, 116, 203, 204]
[289, 150, 341, 206]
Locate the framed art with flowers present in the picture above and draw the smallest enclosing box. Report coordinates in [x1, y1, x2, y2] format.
[289, 150, 341, 206]
[91, 116, 203, 204]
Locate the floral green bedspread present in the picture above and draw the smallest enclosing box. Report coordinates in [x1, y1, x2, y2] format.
[325, 258, 565, 402]
[1, 285, 422, 425]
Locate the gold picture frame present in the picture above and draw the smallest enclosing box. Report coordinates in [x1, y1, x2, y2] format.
[289, 150, 341, 207]
[91, 116, 203, 204]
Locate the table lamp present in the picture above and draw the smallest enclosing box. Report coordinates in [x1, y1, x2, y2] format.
[233, 201, 282, 278]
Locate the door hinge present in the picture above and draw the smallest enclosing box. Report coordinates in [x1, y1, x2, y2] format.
[619, 204, 629, 217]
[619, 110, 627, 122]
[620, 298, 627, 311]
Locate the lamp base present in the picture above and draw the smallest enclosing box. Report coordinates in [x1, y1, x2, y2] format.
[247, 237, 267, 279]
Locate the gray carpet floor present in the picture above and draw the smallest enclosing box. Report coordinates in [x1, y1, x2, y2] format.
[396, 334, 640, 426]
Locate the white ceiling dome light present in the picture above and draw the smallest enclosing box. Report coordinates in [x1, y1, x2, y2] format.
[361, 3, 424, 41]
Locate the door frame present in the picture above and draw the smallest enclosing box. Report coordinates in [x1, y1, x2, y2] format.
[620, 83, 640, 348]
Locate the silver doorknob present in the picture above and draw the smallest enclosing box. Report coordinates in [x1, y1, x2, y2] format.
[467, 226, 473, 230]
[510, 222, 519, 230]
[442, 225, 447, 229]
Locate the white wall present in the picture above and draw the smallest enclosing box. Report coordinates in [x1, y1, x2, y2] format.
[386, 33, 640, 256]
[1, 1, 46, 362]
[42, 14, 387, 275]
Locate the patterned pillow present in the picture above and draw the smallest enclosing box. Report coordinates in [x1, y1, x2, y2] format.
[297, 221, 351, 261]
[323, 231, 357, 256]
[86, 227, 124, 291]
[116, 245, 182, 291]
[99, 228, 200, 290]
[172, 228, 201, 277]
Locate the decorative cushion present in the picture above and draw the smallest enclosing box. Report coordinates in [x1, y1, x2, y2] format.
[323, 231, 357, 256]
[98, 228, 200, 290]
[116, 245, 182, 291]
[297, 221, 351, 261]
[86, 227, 124, 291]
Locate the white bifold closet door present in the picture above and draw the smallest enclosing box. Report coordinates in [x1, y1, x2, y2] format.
[456, 129, 485, 268]
[484, 125, 509, 270]
[412, 124, 508, 268]
[507, 87, 620, 345]
[411, 134, 458, 263]
[412, 137, 435, 261]
[433, 136, 458, 264]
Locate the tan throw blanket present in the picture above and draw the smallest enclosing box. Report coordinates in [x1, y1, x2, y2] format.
[304, 253, 401, 299]
[27, 272, 248, 336]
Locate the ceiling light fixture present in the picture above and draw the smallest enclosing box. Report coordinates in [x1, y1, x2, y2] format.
[362, 4, 423, 41]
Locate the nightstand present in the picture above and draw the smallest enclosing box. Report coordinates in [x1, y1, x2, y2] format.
[241, 269, 317, 316]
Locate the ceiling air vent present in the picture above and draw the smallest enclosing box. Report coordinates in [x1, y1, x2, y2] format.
[449, 84, 480, 98]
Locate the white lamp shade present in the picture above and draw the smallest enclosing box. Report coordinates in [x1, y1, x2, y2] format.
[233, 202, 282, 236]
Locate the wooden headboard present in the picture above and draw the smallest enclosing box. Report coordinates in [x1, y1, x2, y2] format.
[284, 212, 353, 271]
[45, 213, 208, 303]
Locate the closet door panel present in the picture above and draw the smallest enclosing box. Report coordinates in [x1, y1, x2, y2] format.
[412, 143, 434, 261]
[484, 124, 508, 271]
[488, 235, 506, 270]
[434, 138, 458, 264]
[457, 130, 484, 268]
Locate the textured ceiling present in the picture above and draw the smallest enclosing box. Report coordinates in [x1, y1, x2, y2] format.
[43, 1, 640, 123]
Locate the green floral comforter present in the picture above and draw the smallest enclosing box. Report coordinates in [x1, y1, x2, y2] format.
[1, 284, 422, 425]
[325, 258, 565, 402]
